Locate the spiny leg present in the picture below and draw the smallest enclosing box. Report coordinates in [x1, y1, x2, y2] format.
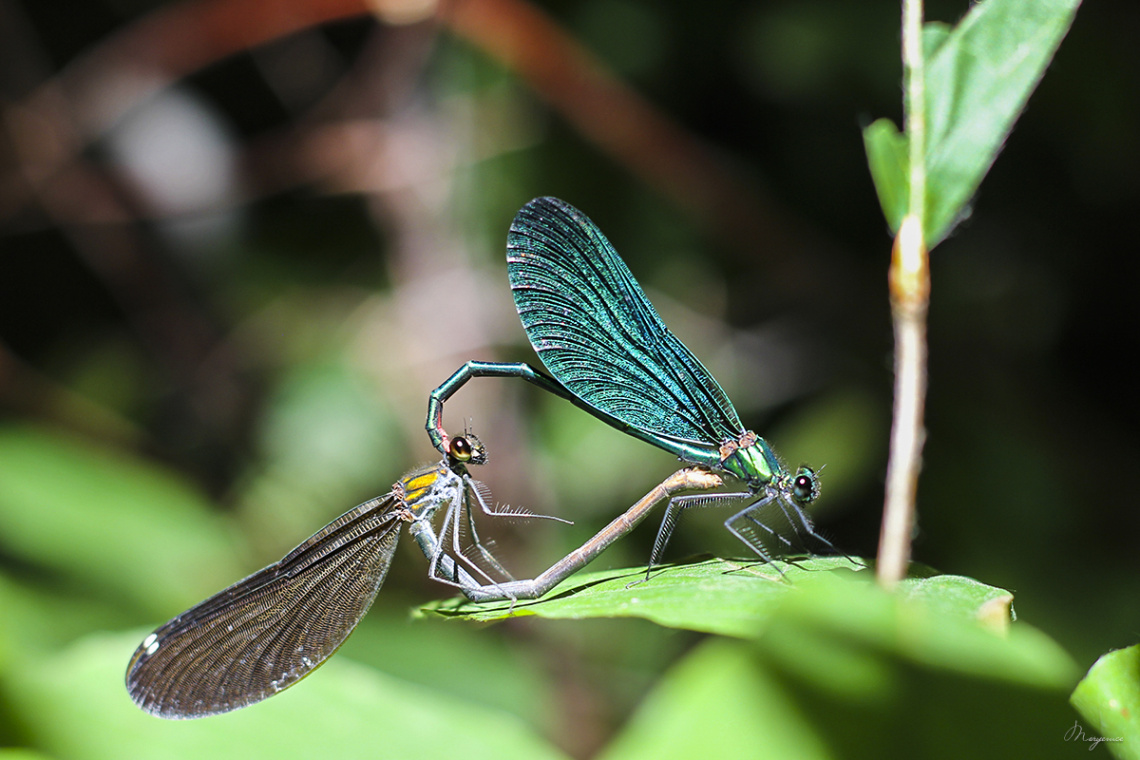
[455, 478, 516, 583]
[725, 495, 797, 577]
[441, 492, 513, 587]
[463, 474, 571, 525]
[424, 530, 512, 598]
[647, 490, 824, 582]
[407, 517, 490, 593]
[451, 473, 575, 584]
[643, 491, 756, 582]
[727, 495, 858, 575]
[767, 496, 862, 568]
[410, 489, 508, 593]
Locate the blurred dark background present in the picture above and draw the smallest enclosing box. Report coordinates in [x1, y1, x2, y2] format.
[0, 0, 1135, 756]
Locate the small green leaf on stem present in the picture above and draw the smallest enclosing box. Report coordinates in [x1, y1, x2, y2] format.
[864, 0, 1081, 247]
[1071, 644, 1140, 759]
[863, 119, 909, 233]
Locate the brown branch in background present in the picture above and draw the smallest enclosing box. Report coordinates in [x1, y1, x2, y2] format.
[52, 0, 370, 126]
[6, 0, 373, 201]
[7, 0, 838, 271]
[440, 0, 795, 260]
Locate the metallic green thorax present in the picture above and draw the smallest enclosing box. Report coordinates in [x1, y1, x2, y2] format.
[717, 431, 780, 489]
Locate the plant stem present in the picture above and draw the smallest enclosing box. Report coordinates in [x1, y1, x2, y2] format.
[877, 0, 930, 587]
[902, 0, 926, 219]
[879, 216, 928, 586]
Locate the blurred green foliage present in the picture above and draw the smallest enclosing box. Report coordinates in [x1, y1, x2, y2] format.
[1, 0, 1135, 757]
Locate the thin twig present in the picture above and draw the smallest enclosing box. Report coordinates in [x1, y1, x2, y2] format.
[877, 0, 930, 587]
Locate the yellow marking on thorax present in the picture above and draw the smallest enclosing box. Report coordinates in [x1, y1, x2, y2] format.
[400, 470, 440, 504]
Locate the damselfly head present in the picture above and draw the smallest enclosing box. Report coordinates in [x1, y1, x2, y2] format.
[448, 434, 487, 466]
[790, 465, 820, 504]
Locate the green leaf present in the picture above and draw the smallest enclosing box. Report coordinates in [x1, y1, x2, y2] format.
[419, 556, 1033, 646]
[1070, 644, 1140, 759]
[597, 638, 832, 760]
[922, 21, 952, 59]
[770, 568, 1076, 691]
[597, 577, 1078, 760]
[863, 118, 909, 233]
[897, 571, 1014, 627]
[5, 631, 569, 760]
[421, 556, 861, 638]
[425, 558, 1075, 690]
[864, 0, 1081, 247]
[923, 0, 1080, 246]
[0, 425, 243, 615]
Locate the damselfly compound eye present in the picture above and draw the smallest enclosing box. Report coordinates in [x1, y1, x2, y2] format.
[792, 468, 818, 503]
[449, 436, 473, 462]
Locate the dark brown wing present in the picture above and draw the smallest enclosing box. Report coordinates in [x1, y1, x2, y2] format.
[125, 495, 403, 718]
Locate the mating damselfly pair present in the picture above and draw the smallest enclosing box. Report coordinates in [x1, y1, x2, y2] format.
[127, 196, 842, 719]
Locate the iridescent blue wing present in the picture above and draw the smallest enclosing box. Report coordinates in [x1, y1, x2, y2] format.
[125, 495, 403, 718]
[508, 197, 743, 448]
